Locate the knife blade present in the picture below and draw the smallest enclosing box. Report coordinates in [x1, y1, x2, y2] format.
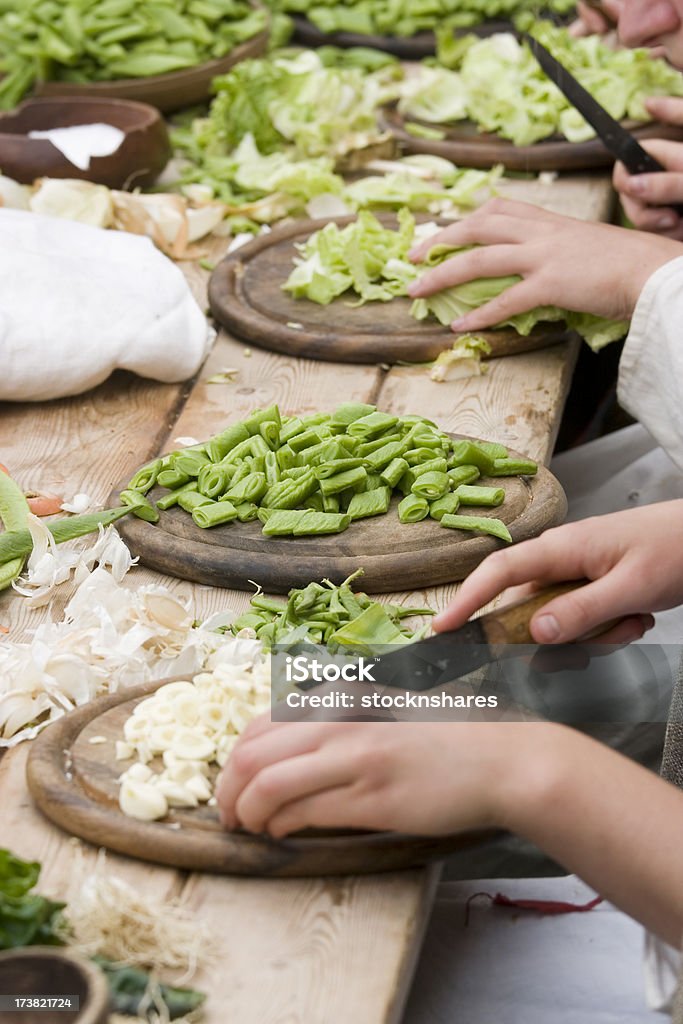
[371, 581, 604, 691]
[524, 33, 683, 214]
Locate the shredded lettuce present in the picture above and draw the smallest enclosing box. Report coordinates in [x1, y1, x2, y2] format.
[284, 208, 417, 304]
[283, 209, 629, 349]
[399, 22, 683, 146]
[344, 160, 501, 212]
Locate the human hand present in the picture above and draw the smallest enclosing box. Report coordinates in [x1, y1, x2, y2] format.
[433, 501, 683, 643]
[215, 714, 554, 837]
[407, 198, 683, 333]
[614, 98, 683, 239]
[569, 0, 621, 36]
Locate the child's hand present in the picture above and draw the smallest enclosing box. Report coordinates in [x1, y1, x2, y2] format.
[215, 716, 550, 838]
[614, 99, 683, 239]
[569, 0, 622, 36]
[434, 501, 683, 643]
[406, 198, 683, 334]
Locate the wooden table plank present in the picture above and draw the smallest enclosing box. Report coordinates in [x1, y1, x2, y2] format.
[0, 172, 615, 1024]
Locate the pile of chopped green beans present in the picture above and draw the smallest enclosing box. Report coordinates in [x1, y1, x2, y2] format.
[124, 403, 537, 543]
[228, 570, 435, 651]
[0, 0, 268, 109]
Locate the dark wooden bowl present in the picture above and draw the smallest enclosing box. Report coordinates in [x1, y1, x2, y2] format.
[0, 947, 109, 1024]
[0, 97, 171, 188]
[34, 16, 269, 114]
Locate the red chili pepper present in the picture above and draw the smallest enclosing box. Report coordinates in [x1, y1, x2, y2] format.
[465, 891, 603, 925]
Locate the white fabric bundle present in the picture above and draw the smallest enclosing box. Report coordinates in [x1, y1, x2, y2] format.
[0, 209, 214, 401]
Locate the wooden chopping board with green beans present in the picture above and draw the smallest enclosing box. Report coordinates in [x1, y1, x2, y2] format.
[113, 402, 566, 593]
[208, 213, 571, 364]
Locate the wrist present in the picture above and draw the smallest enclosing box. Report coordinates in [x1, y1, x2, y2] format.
[489, 723, 589, 835]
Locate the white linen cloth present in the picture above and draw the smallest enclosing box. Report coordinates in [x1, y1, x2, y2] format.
[0, 209, 213, 402]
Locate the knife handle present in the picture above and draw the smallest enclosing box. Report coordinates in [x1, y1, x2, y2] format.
[478, 581, 620, 645]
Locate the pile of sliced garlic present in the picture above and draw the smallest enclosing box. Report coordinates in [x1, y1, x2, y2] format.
[117, 659, 270, 822]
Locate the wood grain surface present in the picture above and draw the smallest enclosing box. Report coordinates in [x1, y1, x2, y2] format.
[208, 214, 570, 363]
[0, 173, 615, 1024]
[27, 678, 496, 877]
[381, 105, 683, 171]
[1, 743, 441, 1024]
[114, 440, 566, 593]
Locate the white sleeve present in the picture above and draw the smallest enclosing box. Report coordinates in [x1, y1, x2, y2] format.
[0, 209, 214, 402]
[644, 931, 682, 1013]
[618, 255, 683, 472]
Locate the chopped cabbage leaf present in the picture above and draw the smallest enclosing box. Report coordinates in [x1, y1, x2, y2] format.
[398, 22, 683, 146]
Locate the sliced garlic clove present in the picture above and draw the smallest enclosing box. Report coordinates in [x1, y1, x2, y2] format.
[115, 741, 135, 761]
[156, 778, 199, 808]
[119, 779, 168, 821]
[184, 773, 212, 802]
[120, 762, 153, 783]
[170, 728, 215, 761]
[172, 694, 201, 727]
[148, 723, 177, 754]
[154, 681, 197, 701]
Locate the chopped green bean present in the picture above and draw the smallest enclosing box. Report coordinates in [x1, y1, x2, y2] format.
[449, 441, 496, 474]
[192, 500, 238, 528]
[119, 489, 159, 524]
[177, 490, 214, 513]
[318, 466, 367, 496]
[440, 514, 513, 543]
[429, 493, 461, 521]
[127, 458, 162, 495]
[157, 467, 191, 489]
[346, 486, 391, 520]
[380, 457, 409, 489]
[446, 465, 481, 488]
[398, 493, 429, 523]
[454, 485, 505, 507]
[491, 458, 538, 476]
[411, 471, 450, 501]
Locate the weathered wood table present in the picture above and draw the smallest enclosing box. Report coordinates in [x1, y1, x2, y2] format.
[0, 173, 614, 1023]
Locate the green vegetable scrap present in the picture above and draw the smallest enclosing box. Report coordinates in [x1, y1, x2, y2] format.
[228, 568, 435, 651]
[130, 401, 537, 540]
[93, 958, 205, 1021]
[262, 0, 574, 37]
[0, 469, 30, 592]
[0, 506, 133, 579]
[397, 21, 683, 146]
[168, 48, 499, 221]
[283, 208, 628, 349]
[0, 849, 64, 950]
[0, 0, 268, 109]
[169, 48, 401, 205]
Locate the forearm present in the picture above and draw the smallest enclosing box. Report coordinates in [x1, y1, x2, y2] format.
[501, 724, 683, 947]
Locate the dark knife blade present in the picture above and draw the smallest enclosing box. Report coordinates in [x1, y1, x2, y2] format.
[524, 33, 681, 185]
[371, 582, 586, 691]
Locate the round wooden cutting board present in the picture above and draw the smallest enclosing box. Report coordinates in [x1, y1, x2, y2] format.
[26, 679, 497, 878]
[113, 437, 567, 594]
[290, 14, 516, 58]
[208, 214, 570, 364]
[381, 106, 683, 171]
